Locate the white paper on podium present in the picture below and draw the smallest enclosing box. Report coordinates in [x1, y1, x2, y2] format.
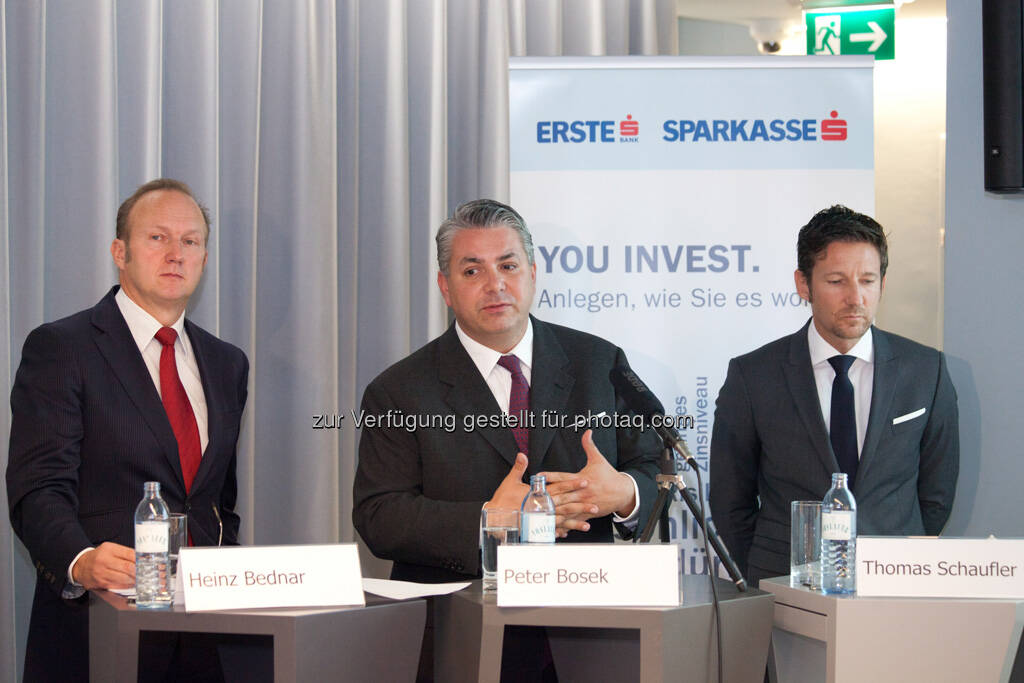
[361, 578, 470, 600]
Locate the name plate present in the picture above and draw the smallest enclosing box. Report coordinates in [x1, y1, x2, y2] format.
[179, 544, 365, 611]
[496, 544, 679, 607]
[857, 536, 1024, 599]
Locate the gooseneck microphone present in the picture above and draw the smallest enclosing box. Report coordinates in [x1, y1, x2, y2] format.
[609, 366, 698, 469]
[609, 366, 748, 592]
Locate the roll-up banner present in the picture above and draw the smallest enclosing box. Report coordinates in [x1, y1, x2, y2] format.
[510, 56, 874, 576]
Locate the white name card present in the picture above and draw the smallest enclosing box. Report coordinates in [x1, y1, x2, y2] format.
[179, 544, 365, 611]
[857, 536, 1024, 599]
[496, 544, 679, 607]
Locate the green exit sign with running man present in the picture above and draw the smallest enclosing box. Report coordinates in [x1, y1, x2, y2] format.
[805, 7, 896, 61]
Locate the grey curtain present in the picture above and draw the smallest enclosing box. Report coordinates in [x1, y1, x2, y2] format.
[0, 0, 675, 678]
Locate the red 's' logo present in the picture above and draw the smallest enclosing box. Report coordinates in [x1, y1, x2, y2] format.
[619, 115, 639, 137]
[821, 110, 847, 141]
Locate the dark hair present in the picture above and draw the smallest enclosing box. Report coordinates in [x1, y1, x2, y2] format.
[115, 178, 211, 242]
[797, 205, 888, 280]
[435, 199, 534, 276]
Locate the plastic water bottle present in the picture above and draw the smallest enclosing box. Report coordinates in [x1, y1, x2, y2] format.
[134, 481, 171, 609]
[821, 472, 857, 594]
[520, 475, 556, 543]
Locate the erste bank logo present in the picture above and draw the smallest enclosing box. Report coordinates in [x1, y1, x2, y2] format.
[536, 114, 640, 143]
[662, 110, 848, 143]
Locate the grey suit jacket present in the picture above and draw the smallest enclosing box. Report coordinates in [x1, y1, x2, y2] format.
[353, 316, 662, 583]
[709, 320, 959, 586]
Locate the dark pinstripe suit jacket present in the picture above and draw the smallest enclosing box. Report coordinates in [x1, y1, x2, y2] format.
[6, 286, 248, 680]
[353, 316, 662, 584]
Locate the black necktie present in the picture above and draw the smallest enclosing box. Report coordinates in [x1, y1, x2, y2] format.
[828, 355, 858, 487]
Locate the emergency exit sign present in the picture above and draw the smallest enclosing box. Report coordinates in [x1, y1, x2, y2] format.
[805, 7, 895, 60]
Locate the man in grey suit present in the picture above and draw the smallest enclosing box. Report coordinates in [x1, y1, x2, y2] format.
[710, 205, 959, 588]
[354, 199, 661, 583]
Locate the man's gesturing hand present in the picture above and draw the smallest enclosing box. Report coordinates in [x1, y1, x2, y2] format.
[542, 430, 636, 536]
[485, 452, 530, 510]
[71, 542, 136, 590]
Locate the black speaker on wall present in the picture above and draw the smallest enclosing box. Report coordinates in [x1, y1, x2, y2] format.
[982, 0, 1024, 192]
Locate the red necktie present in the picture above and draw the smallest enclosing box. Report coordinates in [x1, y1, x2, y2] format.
[497, 354, 530, 457]
[154, 327, 202, 493]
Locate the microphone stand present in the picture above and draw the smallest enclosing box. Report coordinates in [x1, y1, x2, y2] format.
[636, 443, 748, 592]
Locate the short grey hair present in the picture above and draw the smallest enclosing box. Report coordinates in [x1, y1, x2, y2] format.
[435, 199, 535, 276]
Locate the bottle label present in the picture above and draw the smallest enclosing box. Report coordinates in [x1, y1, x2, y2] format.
[522, 513, 555, 543]
[821, 511, 854, 541]
[135, 521, 169, 553]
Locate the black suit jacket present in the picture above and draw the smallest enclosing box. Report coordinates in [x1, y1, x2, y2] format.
[709, 320, 959, 587]
[352, 316, 662, 583]
[6, 286, 248, 681]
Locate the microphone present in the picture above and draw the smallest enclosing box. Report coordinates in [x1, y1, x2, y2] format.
[609, 366, 699, 470]
[610, 365, 748, 591]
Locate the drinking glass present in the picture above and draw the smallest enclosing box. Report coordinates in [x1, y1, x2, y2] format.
[481, 508, 519, 591]
[790, 501, 821, 589]
[167, 513, 187, 597]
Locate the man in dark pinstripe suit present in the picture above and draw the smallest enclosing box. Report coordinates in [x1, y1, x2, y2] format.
[6, 179, 248, 682]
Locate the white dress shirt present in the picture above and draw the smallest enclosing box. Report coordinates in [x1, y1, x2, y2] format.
[115, 287, 209, 454]
[454, 320, 639, 523]
[807, 322, 874, 456]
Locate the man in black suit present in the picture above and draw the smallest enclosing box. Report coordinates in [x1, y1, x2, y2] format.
[710, 205, 959, 588]
[7, 178, 248, 681]
[353, 199, 661, 583]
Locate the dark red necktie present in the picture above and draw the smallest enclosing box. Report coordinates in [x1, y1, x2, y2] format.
[497, 354, 530, 457]
[154, 327, 202, 493]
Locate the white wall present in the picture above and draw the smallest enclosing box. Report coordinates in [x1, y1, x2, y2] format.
[873, 14, 947, 348]
[943, 0, 1024, 537]
[678, 10, 948, 349]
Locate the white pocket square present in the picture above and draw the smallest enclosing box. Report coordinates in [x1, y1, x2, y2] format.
[892, 408, 926, 425]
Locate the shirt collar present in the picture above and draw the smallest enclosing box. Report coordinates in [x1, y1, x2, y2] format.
[455, 319, 534, 378]
[807, 319, 873, 366]
[115, 287, 188, 355]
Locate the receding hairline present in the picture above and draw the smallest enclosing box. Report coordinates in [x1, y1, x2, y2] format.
[123, 188, 210, 241]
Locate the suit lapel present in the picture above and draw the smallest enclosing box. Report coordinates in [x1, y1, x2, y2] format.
[784, 322, 839, 474]
[857, 327, 897, 486]
[187, 320, 220, 491]
[90, 288, 186, 488]
[437, 326, 520, 467]
[526, 318, 574, 474]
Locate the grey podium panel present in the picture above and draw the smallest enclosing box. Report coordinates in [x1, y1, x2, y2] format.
[89, 591, 425, 682]
[761, 576, 1024, 683]
[434, 575, 774, 683]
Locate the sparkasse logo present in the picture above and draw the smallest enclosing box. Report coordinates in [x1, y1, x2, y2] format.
[661, 110, 848, 143]
[536, 115, 640, 143]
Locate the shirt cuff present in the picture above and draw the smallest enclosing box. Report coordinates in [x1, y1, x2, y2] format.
[66, 547, 93, 587]
[611, 473, 640, 525]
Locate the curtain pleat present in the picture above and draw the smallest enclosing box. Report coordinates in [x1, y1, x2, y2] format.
[406, 0, 449, 350]
[253, 0, 341, 543]
[0, 0, 677, 676]
[0, 2, 13, 678]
